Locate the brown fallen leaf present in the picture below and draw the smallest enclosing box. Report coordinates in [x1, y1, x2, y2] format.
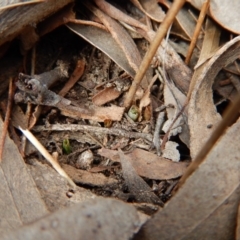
[62, 164, 118, 187]
[2, 197, 141, 240]
[0, 118, 48, 235]
[98, 148, 188, 180]
[188, 32, 240, 158]
[135, 118, 240, 240]
[92, 87, 121, 106]
[61, 104, 125, 122]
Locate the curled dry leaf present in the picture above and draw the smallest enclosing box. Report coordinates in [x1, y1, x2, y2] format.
[188, 36, 240, 158]
[98, 148, 188, 180]
[135, 119, 240, 240]
[188, 0, 240, 34]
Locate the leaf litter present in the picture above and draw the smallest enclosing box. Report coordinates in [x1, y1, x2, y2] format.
[0, 0, 240, 239]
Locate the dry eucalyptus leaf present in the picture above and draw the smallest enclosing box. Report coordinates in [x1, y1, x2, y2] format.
[0, 118, 48, 235]
[66, 23, 135, 77]
[60, 104, 125, 122]
[188, 0, 240, 34]
[130, 0, 165, 22]
[98, 148, 188, 180]
[86, 2, 143, 73]
[188, 34, 240, 158]
[135, 119, 240, 240]
[92, 87, 121, 106]
[2, 197, 140, 240]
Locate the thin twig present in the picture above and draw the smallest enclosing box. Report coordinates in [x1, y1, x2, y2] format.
[185, 0, 210, 65]
[32, 124, 153, 142]
[0, 78, 14, 162]
[58, 60, 85, 97]
[124, 0, 186, 108]
[153, 112, 165, 156]
[65, 18, 108, 31]
[22, 46, 36, 152]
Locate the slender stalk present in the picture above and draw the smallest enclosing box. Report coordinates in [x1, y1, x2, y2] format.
[124, 0, 186, 108]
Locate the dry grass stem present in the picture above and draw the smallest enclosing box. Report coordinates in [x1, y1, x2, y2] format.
[185, 0, 210, 65]
[124, 0, 187, 108]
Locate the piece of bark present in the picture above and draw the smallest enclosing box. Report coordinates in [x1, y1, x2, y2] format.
[0, 118, 48, 235]
[0, 0, 74, 46]
[1, 197, 140, 240]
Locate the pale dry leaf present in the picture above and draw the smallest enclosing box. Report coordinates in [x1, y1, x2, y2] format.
[188, 0, 240, 34]
[0, 118, 48, 235]
[98, 148, 188, 180]
[2, 197, 140, 240]
[188, 30, 240, 159]
[162, 140, 180, 162]
[193, 17, 221, 70]
[135, 119, 240, 240]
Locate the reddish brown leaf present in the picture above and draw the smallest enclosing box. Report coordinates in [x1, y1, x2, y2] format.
[98, 148, 188, 180]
